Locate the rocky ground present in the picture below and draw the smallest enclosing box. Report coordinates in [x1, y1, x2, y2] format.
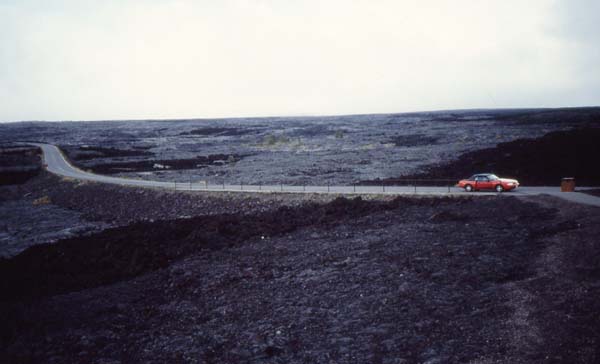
[0, 199, 109, 258]
[0, 172, 352, 258]
[1, 176, 599, 363]
[2, 108, 599, 185]
[60, 145, 246, 175]
[1, 108, 600, 363]
[582, 189, 600, 197]
[0, 144, 41, 185]
[368, 127, 600, 186]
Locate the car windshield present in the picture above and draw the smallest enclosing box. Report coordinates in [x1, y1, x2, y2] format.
[488, 174, 499, 180]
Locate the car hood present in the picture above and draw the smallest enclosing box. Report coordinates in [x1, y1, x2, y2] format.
[499, 178, 519, 184]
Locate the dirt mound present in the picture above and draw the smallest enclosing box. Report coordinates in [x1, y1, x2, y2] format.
[16, 173, 357, 224]
[0, 145, 41, 185]
[428, 210, 469, 222]
[62, 145, 154, 161]
[78, 154, 245, 174]
[365, 127, 600, 186]
[0, 196, 453, 301]
[180, 127, 256, 137]
[386, 134, 440, 147]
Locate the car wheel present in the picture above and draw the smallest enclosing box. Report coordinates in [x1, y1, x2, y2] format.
[495, 184, 504, 193]
[465, 184, 473, 192]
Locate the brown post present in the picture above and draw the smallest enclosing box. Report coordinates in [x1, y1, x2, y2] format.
[561, 177, 575, 192]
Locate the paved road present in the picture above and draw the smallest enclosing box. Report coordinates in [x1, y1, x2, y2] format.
[33, 143, 600, 207]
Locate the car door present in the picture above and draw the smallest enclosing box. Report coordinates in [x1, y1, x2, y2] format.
[475, 176, 491, 190]
[473, 176, 482, 190]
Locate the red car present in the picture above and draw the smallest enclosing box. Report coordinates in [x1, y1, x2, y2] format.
[457, 173, 519, 192]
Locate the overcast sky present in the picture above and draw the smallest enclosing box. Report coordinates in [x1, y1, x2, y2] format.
[1, 0, 599, 122]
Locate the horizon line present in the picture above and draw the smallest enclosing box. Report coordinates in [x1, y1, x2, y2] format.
[3, 105, 599, 124]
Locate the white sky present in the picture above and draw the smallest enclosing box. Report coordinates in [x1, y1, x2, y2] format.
[1, 0, 599, 121]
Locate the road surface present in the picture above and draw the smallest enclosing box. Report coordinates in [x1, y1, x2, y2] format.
[32, 143, 600, 207]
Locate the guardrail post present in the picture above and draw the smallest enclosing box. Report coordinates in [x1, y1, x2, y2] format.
[241, 182, 243, 191]
[174, 181, 177, 190]
[327, 183, 330, 192]
[383, 184, 385, 193]
[353, 184, 356, 193]
[259, 183, 262, 191]
[414, 185, 417, 194]
[223, 181, 225, 190]
[303, 185, 306, 192]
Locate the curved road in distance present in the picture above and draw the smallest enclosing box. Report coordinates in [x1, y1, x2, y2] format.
[32, 143, 600, 207]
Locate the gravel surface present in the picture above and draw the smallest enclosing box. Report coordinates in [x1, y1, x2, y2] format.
[1, 193, 599, 363]
[2, 108, 598, 185]
[0, 199, 109, 258]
